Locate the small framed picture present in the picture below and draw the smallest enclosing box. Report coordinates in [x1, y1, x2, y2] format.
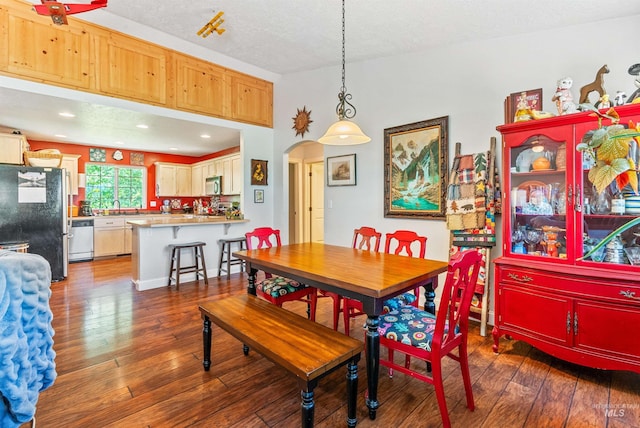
[504, 88, 543, 124]
[254, 189, 264, 203]
[327, 154, 356, 186]
[251, 159, 268, 185]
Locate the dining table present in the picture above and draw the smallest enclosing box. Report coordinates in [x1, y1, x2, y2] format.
[233, 242, 449, 419]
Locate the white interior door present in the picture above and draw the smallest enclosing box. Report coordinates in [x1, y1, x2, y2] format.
[310, 161, 324, 243]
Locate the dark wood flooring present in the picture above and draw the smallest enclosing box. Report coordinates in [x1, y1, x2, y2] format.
[33, 256, 640, 427]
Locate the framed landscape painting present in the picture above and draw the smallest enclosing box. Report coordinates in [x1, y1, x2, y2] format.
[384, 117, 448, 219]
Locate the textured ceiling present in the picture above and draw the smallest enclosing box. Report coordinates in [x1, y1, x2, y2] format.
[3, 0, 640, 156]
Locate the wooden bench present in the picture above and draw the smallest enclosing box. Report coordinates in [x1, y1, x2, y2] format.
[199, 294, 363, 428]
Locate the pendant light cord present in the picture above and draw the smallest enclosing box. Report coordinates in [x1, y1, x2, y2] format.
[336, 0, 356, 120]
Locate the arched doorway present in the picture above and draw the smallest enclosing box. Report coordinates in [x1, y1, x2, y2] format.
[287, 141, 324, 244]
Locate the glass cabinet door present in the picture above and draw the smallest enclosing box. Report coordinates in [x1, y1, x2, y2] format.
[508, 134, 570, 260]
[576, 122, 640, 267]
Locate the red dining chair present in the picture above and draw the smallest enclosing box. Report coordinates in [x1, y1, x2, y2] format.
[245, 227, 317, 320]
[342, 229, 427, 336]
[375, 249, 482, 428]
[341, 227, 387, 335]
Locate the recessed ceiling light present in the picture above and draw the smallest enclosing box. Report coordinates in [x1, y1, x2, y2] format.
[201, 134, 211, 139]
[115, 141, 125, 145]
[168, 147, 178, 151]
[54, 134, 67, 138]
[58, 112, 75, 118]
[136, 124, 148, 129]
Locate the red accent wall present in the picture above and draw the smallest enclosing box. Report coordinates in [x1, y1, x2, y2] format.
[28, 140, 239, 210]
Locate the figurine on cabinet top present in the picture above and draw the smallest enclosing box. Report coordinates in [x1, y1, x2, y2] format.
[614, 91, 628, 106]
[551, 77, 578, 115]
[578, 64, 609, 104]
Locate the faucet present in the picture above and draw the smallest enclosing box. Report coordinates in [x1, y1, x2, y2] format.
[113, 200, 121, 214]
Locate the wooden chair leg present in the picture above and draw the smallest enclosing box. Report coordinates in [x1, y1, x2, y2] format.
[343, 301, 353, 336]
[332, 295, 341, 331]
[431, 357, 451, 428]
[459, 342, 475, 410]
[307, 290, 318, 321]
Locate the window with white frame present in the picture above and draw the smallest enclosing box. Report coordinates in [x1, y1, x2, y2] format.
[85, 163, 146, 210]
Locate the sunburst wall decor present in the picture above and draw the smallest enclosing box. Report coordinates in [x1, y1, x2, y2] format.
[292, 106, 312, 138]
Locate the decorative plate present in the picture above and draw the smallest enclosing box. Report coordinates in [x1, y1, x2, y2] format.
[89, 148, 106, 162]
[112, 149, 123, 161]
[515, 148, 535, 172]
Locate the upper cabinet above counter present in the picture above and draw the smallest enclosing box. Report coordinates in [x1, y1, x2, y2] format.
[155, 153, 242, 197]
[0, 0, 273, 128]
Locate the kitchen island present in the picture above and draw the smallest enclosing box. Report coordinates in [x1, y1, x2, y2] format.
[128, 216, 249, 291]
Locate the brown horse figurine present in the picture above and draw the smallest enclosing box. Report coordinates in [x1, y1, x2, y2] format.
[579, 64, 609, 104]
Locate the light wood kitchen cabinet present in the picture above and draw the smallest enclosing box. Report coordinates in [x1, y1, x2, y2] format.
[175, 165, 191, 196]
[1, 0, 273, 128]
[213, 153, 242, 195]
[155, 163, 176, 197]
[155, 162, 192, 196]
[61, 154, 80, 195]
[191, 163, 204, 196]
[0, 4, 92, 90]
[94, 217, 125, 257]
[230, 155, 242, 195]
[174, 52, 226, 117]
[227, 71, 273, 127]
[95, 31, 167, 105]
[0, 133, 29, 164]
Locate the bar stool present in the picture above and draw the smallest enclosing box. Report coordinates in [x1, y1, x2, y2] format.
[217, 237, 246, 279]
[167, 242, 208, 290]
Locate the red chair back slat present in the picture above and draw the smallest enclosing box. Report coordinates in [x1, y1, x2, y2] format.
[245, 227, 282, 250]
[384, 230, 427, 258]
[352, 226, 382, 252]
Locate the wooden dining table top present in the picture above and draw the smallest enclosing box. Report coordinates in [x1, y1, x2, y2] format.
[233, 242, 449, 303]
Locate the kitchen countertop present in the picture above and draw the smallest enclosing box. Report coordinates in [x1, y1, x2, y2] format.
[127, 216, 248, 228]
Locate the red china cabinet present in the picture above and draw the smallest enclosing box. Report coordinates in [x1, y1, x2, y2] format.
[494, 103, 640, 373]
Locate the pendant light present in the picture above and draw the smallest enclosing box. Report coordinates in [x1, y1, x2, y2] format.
[318, 0, 371, 145]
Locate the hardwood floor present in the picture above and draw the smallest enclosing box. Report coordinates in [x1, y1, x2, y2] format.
[34, 256, 640, 427]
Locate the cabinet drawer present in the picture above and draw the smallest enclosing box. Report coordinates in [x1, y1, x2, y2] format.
[94, 217, 126, 228]
[500, 265, 640, 306]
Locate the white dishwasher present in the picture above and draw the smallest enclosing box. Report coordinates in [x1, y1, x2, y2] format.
[69, 218, 94, 262]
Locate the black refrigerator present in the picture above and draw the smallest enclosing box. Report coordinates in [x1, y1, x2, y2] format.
[0, 164, 68, 281]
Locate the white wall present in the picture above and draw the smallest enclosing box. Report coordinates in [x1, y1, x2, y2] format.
[274, 14, 640, 250]
[272, 14, 640, 321]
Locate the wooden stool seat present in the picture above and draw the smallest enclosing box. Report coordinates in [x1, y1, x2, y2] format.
[217, 237, 245, 279]
[167, 242, 208, 289]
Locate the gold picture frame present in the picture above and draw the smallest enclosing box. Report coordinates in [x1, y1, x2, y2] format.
[251, 159, 268, 186]
[384, 117, 449, 219]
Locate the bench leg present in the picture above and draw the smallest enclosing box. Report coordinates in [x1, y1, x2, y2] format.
[300, 379, 317, 428]
[202, 316, 212, 371]
[346, 356, 360, 428]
